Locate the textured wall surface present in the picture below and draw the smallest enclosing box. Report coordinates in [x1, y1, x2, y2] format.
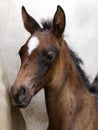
[0, 55, 12, 130]
[0, 0, 98, 130]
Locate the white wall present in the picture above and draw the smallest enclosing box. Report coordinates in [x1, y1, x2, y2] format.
[0, 55, 12, 130]
[0, 0, 98, 130]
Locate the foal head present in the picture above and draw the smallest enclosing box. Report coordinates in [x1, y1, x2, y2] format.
[11, 5, 70, 108]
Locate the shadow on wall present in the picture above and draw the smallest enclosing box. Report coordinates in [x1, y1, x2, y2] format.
[11, 105, 26, 130]
[0, 53, 26, 130]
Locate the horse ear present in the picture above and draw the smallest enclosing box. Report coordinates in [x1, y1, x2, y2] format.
[53, 5, 66, 37]
[22, 6, 41, 34]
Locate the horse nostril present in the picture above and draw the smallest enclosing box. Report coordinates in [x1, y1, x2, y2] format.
[19, 86, 26, 95]
[10, 86, 28, 107]
[18, 87, 27, 106]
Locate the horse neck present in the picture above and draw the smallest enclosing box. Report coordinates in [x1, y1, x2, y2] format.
[44, 42, 91, 129]
[45, 41, 87, 102]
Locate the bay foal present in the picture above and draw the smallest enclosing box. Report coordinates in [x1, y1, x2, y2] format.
[11, 5, 98, 130]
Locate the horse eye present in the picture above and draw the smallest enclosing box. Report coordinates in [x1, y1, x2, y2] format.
[47, 51, 56, 62]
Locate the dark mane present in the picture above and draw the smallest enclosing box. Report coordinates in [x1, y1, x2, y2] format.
[41, 19, 53, 30]
[41, 20, 91, 89]
[69, 48, 91, 89]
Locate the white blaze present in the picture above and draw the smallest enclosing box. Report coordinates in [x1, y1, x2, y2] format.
[28, 36, 39, 55]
